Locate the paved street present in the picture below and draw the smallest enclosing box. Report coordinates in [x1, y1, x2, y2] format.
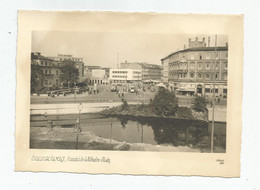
[31, 84, 227, 109]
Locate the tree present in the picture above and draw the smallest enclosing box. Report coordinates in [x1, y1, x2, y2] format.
[31, 64, 44, 93]
[191, 95, 208, 112]
[151, 88, 178, 117]
[60, 60, 79, 87]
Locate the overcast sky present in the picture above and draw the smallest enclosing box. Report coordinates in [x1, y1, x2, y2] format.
[32, 31, 228, 68]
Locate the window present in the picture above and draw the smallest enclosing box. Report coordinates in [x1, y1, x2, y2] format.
[205, 88, 210, 93]
[198, 73, 202, 79]
[41, 61, 43, 65]
[206, 73, 210, 79]
[223, 73, 227, 80]
[216, 53, 219, 59]
[215, 73, 218, 79]
[206, 53, 210, 59]
[190, 73, 194, 78]
[44, 80, 48, 85]
[56, 79, 59, 85]
[190, 62, 195, 69]
[49, 81, 52, 85]
[206, 63, 210, 69]
[199, 55, 202, 60]
[49, 70, 51, 74]
[45, 62, 47, 66]
[215, 62, 219, 69]
[215, 89, 218, 93]
[45, 70, 47, 74]
[223, 89, 227, 93]
[56, 70, 58, 75]
[224, 62, 228, 68]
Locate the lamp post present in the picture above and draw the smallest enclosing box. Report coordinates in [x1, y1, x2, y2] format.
[75, 103, 82, 149]
[210, 34, 217, 153]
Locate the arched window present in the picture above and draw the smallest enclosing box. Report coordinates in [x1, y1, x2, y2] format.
[190, 73, 194, 78]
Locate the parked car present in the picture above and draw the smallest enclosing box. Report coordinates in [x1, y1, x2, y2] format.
[129, 86, 135, 93]
[111, 85, 117, 92]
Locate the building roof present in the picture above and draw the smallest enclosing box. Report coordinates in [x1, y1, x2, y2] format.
[85, 65, 102, 70]
[161, 46, 228, 61]
[31, 53, 54, 61]
[121, 62, 161, 69]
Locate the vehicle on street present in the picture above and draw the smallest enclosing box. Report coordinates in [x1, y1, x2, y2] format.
[129, 86, 135, 93]
[111, 85, 117, 92]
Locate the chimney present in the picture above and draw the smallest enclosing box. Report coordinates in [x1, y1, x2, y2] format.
[226, 42, 228, 47]
[189, 38, 191, 47]
[184, 44, 186, 49]
[125, 60, 127, 63]
[208, 36, 210, 47]
[196, 37, 198, 41]
[203, 37, 205, 42]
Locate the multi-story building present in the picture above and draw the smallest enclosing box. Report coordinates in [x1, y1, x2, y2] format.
[31, 52, 61, 89]
[161, 37, 228, 97]
[120, 61, 162, 82]
[109, 69, 142, 84]
[49, 54, 85, 82]
[84, 66, 110, 84]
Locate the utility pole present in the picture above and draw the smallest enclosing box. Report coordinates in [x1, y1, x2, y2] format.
[75, 103, 82, 149]
[211, 34, 217, 153]
[110, 123, 113, 146]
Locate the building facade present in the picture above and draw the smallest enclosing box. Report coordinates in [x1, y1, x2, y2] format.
[120, 61, 162, 82]
[161, 37, 228, 97]
[31, 52, 62, 89]
[84, 66, 110, 84]
[49, 54, 85, 82]
[109, 69, 142, 84]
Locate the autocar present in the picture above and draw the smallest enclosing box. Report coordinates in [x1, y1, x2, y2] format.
[129, 86, 135, 93]
[111, 86, 117, 92]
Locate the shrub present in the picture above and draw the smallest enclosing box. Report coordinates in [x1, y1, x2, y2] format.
[192, 95, 208, 112]
[151, 88, 178, 117]
[177, 107, 193, 119]
[121, 98, 128, 111]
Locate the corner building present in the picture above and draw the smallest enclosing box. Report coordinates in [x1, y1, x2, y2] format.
[161, 37, 228, 97]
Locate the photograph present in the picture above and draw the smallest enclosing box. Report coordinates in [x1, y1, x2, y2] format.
[30, 32, 228, 153]
[15, 11, 243, 176]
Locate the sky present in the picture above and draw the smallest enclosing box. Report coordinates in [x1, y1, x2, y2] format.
[32, 31, 228, 68]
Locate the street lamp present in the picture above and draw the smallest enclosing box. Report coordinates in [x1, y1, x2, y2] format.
[75, 103, 83, 149]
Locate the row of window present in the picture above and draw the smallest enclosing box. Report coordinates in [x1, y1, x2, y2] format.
[60, 58, 82, 62]
[205, 88, 228, 93]
[169, 62, 228, 69]
[43, 69, 59, 75]
[170, 72, 227, 80]
[169, 52, 228, 61]
[112, 71, 128, 74]
[41, 61, 51, 66]
[43, 79, 59, 86]
[112, 75, 127, 78]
